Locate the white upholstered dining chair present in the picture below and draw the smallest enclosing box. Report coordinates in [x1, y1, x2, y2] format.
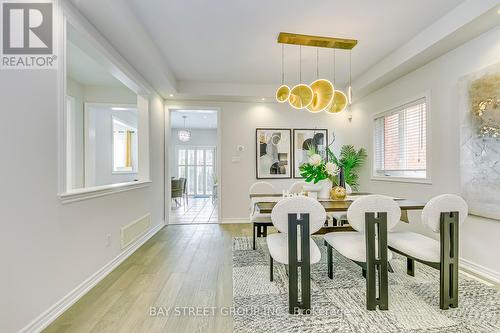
[388, 194, 468, 310]
[267, 196, 326, 313]
[249, 181, 277, 250]
[287, 181, 307, 194]
[324, 195, 401, 310]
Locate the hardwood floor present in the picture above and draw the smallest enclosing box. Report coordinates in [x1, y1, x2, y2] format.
[44, 223, 253, 333]
[41, 222, 500, 333]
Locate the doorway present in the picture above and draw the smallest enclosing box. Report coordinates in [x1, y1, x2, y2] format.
[168, 109, 220, 224]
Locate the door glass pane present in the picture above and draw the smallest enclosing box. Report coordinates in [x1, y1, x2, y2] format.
[196, 166, 204, 195]
[178, 166, 186, 179]
[187, 150, 195, 165]
[178, 149, 186, 165]
[205, 149, 213, 165]
[187, 166, 195, 195]
[197, 150, 204, 165]
[205, 166, 213, 195]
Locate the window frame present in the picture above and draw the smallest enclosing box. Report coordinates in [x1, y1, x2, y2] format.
[176, 145, 217, 196]
[111, 113, 138, 174]
[371, 92, 432, 185]
[57, 4, 153, 204]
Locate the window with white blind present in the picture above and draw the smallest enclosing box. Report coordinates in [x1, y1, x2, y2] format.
[373, 98, 428, 180]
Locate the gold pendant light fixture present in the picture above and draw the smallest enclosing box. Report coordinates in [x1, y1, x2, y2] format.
[289, 46, 313, 109]
[307, 49, 334, 112]
[325, 49, 348, 114]
[275, 44, 290, 103]
[275, 32, 357, 113]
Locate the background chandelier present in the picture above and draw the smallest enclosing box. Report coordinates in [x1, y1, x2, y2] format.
[276, 32, 357, 113]
[178, 115, 191, 142]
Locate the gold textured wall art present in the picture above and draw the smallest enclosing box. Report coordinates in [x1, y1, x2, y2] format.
[459, 63, 500, 220]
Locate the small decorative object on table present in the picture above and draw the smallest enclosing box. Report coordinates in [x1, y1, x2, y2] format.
[330, 166, 347, 200]
[299, 147, 339, 199]
[330, 185, 347, 200]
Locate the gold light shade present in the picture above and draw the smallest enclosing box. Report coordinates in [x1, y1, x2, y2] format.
[325, 90, 348, 113]
[275, 85, 291, 103]
[289, 84, 313, 109]
[306, 79, 334, 113]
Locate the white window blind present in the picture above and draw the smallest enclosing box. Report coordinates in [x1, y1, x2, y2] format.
[373, 98, 427, 179]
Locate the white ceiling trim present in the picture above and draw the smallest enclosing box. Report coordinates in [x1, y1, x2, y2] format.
[68, 0, 177, 97]
[70, 0, 498, 101]
[351, 0, 500, 100]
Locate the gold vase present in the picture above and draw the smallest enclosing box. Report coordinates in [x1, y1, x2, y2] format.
[330, 186, 347, 200]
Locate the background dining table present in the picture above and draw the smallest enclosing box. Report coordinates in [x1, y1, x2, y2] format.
[250, 193, 425, 234]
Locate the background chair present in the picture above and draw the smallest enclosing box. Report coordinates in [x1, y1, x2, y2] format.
[179, 177, 188, 206]
[388, 194, 468, 310]
[324, 195, 401, 310]
[249, 181, 277, 249]
[171, 179, 184, 207]
[267, 196, 326, 314]
[287, 181, 307, 194]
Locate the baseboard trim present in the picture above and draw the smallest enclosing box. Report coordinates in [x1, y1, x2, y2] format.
[221, 218, 250, 224]
[20, 222, 164, 333]
[460, 258, 500, 284]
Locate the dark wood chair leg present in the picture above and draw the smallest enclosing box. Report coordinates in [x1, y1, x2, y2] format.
[407, 258, 415, 276]
[365, 212, 389, 311]
[252, 224, 256, 250]
[288, 213, 310, 314]
[440, 212, 459, 310]
[270, 256, 274, 281]
[327, 243, 333, 279]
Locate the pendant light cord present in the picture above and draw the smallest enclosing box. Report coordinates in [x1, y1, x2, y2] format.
[349, 50, 352, 87]
[299, 46, 302, 83]
[333, 49, 336, 87]
[281, 44, 285, 85]
[316, 48, 319, 79]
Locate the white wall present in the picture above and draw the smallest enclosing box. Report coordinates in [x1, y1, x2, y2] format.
[348, 26, 500, 277]
[166, 101, 355, 220]
[0, 26, 165, 333]
[66, 79, 85, 189]
[169, 128, 217, 177]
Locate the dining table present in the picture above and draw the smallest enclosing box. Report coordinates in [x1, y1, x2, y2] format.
[250, 193, 425, 236]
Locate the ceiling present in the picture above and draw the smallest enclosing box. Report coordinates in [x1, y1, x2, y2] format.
[67, 42, 119, 87]
[127, 0, 465, 88]
[171, 110, 218, 129]
[67, 26, 126, 87]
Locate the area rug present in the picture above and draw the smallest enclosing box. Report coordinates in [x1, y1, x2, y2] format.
[232, 236, 500, 333]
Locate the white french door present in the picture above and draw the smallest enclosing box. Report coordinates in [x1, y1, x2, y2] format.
[177, 146, 216, 196]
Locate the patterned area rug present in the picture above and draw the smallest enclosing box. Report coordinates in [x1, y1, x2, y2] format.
[232, 236, 500, 333]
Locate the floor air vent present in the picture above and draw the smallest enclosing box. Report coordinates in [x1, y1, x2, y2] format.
[121, 214, 151, 249]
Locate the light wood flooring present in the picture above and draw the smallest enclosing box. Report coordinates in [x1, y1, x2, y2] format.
[44, 223, 252, 333]
[42, 223, 499, 333]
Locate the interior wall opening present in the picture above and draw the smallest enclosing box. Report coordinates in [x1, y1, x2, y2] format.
[169, 109, 220, 224]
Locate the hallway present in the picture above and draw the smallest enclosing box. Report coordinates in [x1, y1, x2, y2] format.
[170, 197, 218, 224]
